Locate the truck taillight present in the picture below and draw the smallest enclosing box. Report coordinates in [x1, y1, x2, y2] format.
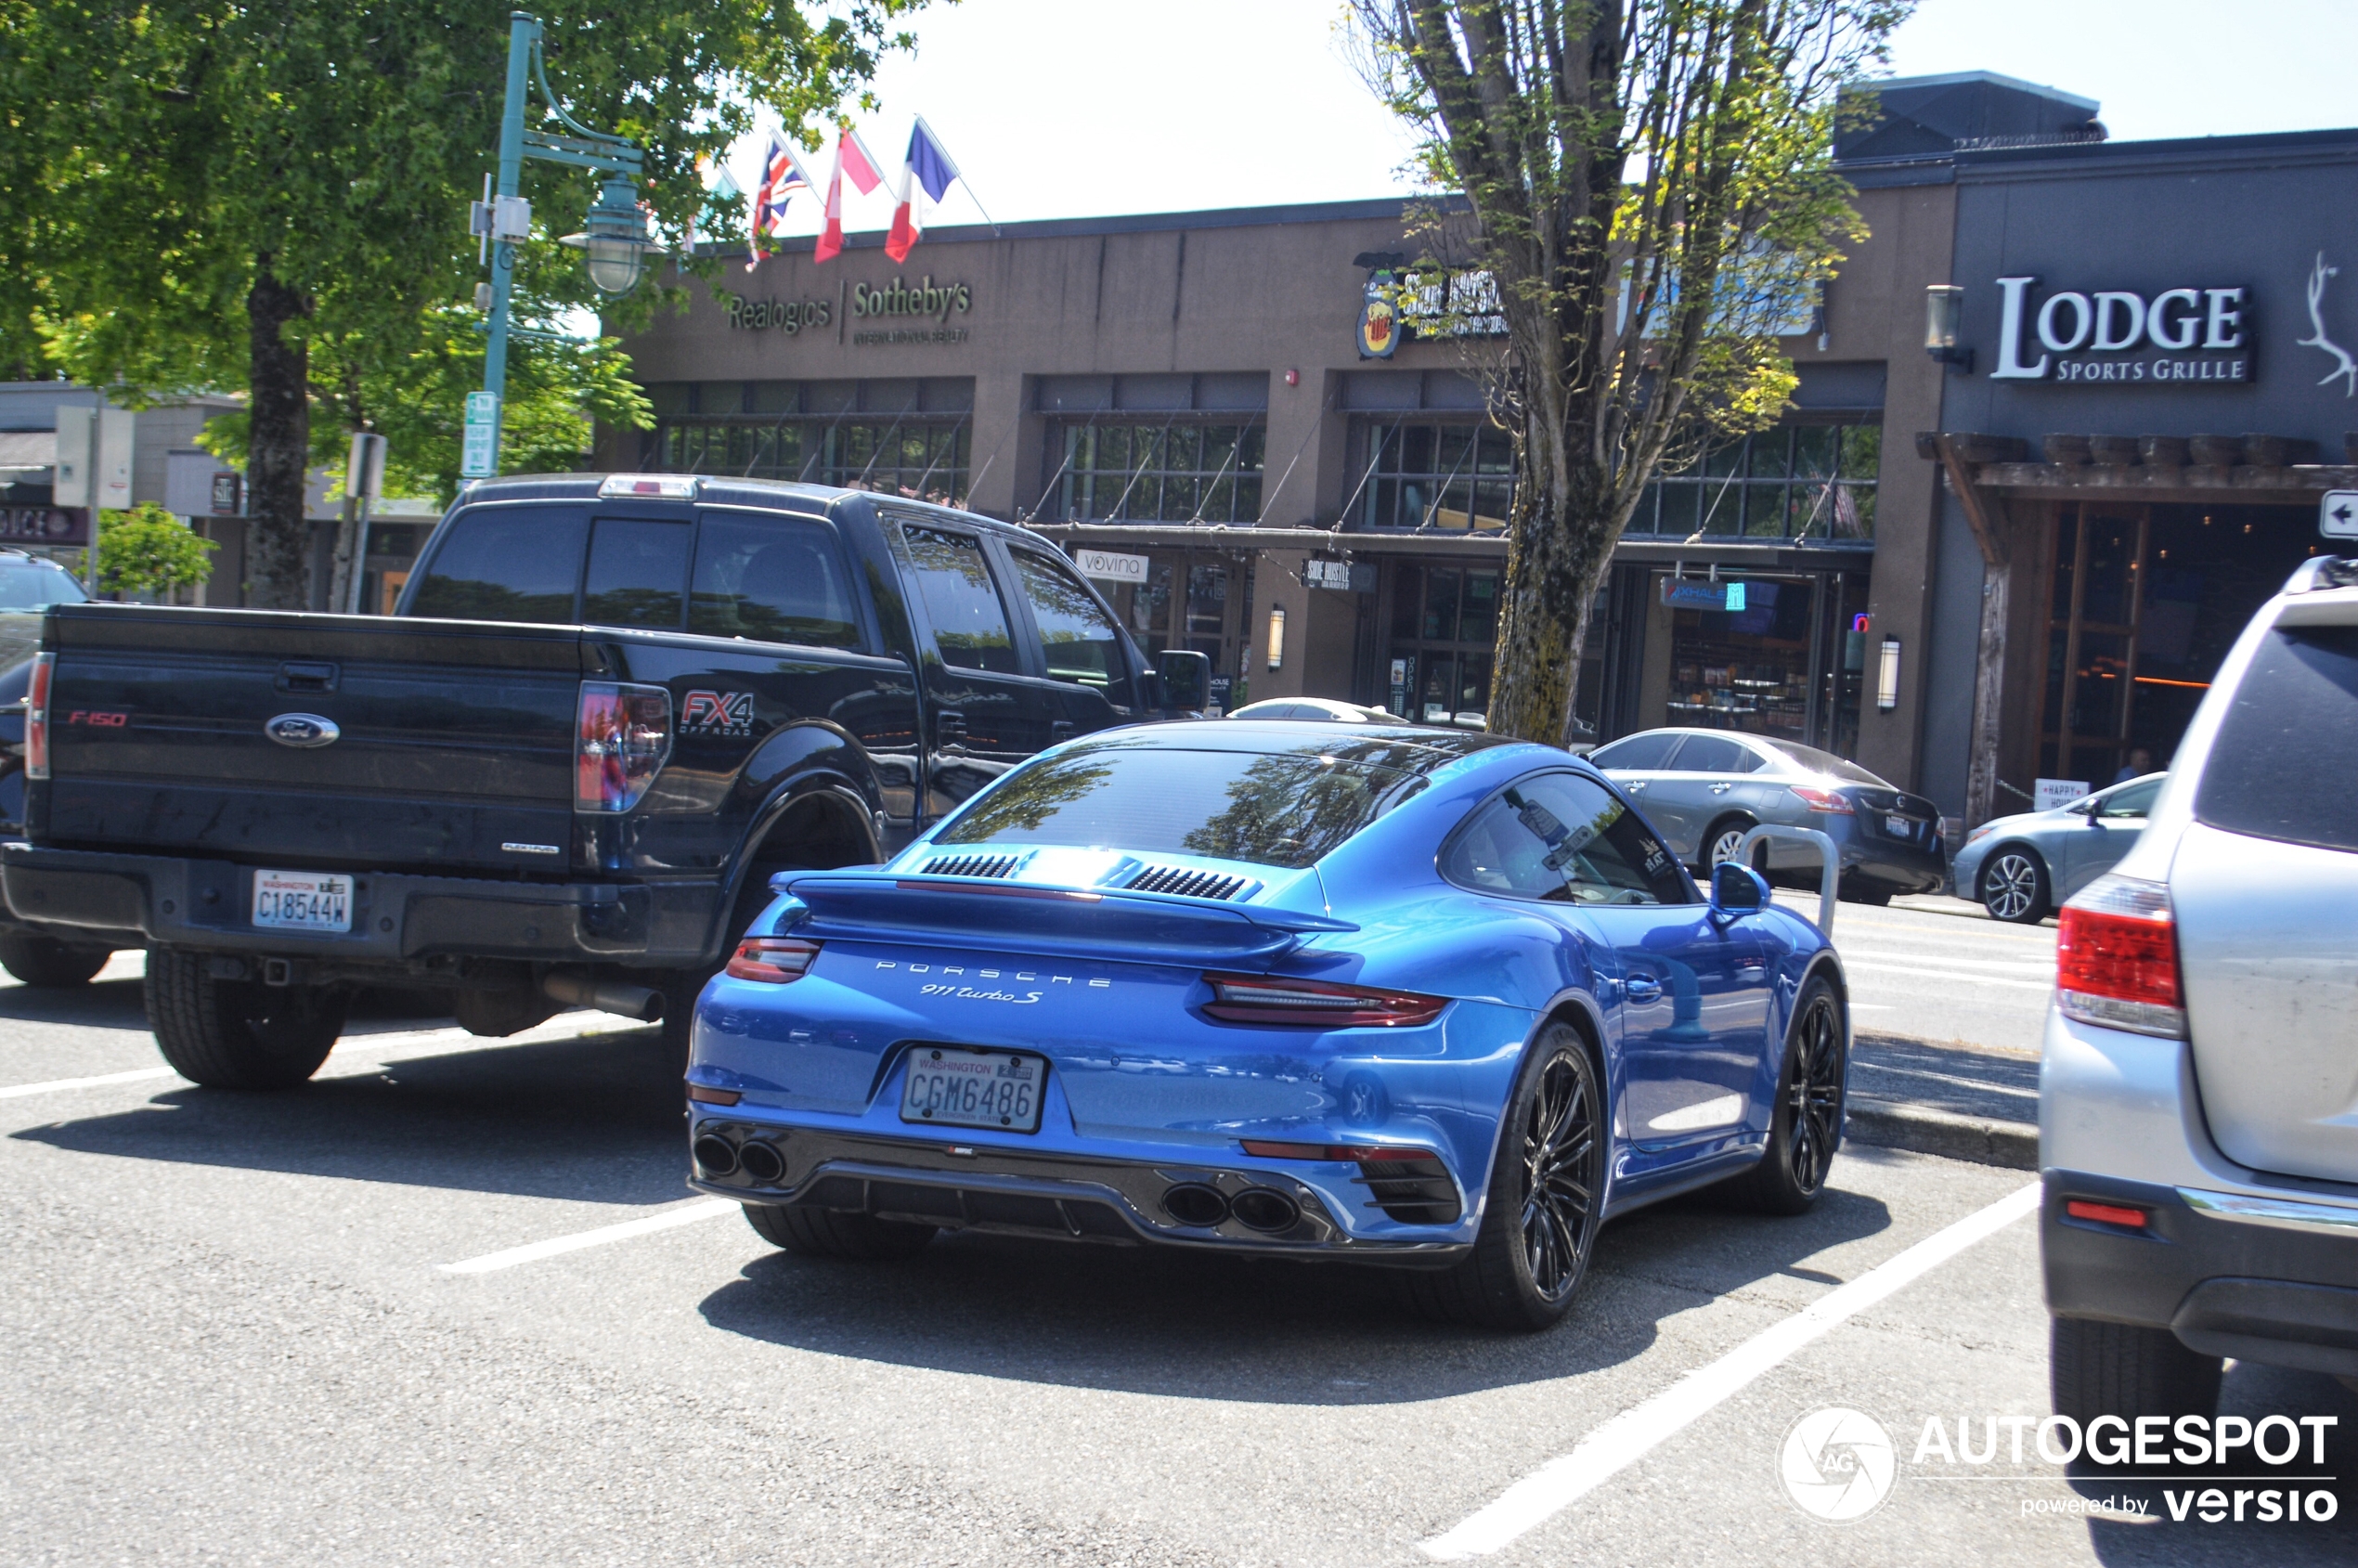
[24, 652, 51, 781]
[1201, 973, 1445, 1028]
[2056, 873, 2185, 1038]
[574, 681, 671, 814]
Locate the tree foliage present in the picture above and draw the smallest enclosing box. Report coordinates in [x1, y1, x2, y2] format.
[1349, 1, 1904, 744]
[0, 2, 928, 604]
[97, 502, 217, 597]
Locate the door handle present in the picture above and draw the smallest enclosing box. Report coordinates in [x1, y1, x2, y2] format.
[1624, 974, 1663, 1003]
[936, 710, 966, 745]
[1626, 781, 1647, 793]
[1050, 719, 1075, 742]
[1710, 783, 1733, 794]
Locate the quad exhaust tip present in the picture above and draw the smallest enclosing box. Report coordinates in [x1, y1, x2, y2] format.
[736, 1140, 787, 1185]
[692, 1134, 739, 1178]
[1160, 1183, 1229, 1227]
[1228, 1188, 1300, 1234]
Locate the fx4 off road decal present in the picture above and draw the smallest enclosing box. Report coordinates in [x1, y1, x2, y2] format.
[682, 689, 755, 737]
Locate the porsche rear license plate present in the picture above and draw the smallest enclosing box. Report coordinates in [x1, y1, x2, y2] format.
[900, 1046, 1044, 1133]
[252, 869, 353, 933]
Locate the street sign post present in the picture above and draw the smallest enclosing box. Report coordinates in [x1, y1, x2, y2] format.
[460, 393, 499, 479]
[2321, 489, 2358, 540]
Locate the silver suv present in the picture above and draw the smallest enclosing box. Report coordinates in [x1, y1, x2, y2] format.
[2041, 554, 2358, 1424]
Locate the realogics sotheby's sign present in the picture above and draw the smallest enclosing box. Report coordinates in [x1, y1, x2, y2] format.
[1990, 276, 2252, 384]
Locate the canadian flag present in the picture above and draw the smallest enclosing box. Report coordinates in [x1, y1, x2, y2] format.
[813, 126, 888, 265]
[886, 118, 965, 264]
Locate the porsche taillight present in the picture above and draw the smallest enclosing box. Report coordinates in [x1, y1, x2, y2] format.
[1201, 973, 1445, 1028]
[575, 680, 671, 814]
[24, 652, 51, 781]
[2056, 873, 2184, 1038]
[725, 937, 821, 983]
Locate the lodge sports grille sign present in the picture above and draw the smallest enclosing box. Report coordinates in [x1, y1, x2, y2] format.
[1990, 276, 2251, 384]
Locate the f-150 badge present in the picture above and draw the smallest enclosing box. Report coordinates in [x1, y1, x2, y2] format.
[681, 689, 755, 736]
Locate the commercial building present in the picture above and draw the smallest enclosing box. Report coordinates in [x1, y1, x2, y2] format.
[595, 73, 2358, 828]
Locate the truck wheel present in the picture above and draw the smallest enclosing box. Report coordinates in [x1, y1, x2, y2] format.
[743, 1201, 935, 1260]
[2050, 1315, 2221, 1435]
[0, 935, 113, 988]
[144, 949, 347, 1089]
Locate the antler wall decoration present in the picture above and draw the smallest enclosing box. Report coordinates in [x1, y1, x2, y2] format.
[2299, 251, 2358, 396]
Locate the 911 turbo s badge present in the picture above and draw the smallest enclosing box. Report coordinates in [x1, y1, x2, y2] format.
[682, 689, 754, 736]
[875, 958, 1113, 1004]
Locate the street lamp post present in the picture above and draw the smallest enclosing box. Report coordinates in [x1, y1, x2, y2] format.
[463, 11, 660, 480]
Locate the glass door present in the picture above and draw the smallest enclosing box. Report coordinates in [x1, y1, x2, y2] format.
[2034, 504, 2149, 787]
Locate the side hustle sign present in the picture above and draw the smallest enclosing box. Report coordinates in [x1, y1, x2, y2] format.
[1990, 276, 2251, 385]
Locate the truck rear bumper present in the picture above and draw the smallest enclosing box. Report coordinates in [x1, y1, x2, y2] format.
[1, 843, 661, 965]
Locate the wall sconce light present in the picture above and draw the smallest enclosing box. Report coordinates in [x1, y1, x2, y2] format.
[1877, 636, 1902, 710]
[1924, 285, 1972, 372]
[1266, 605, 1287, 671]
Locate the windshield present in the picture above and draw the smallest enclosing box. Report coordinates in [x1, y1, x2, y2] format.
[1761, 738, 1890, 787]
[0, 559, 87, 612]
[933, 745, 1429, 869]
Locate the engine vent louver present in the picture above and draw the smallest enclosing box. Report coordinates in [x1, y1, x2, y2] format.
[1122, 864, 1251, 901]
[920, 852, 1023, 880]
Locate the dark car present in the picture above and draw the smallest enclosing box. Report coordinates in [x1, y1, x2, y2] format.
[4, 474, 1208, 1082]
[0, 550, 115, 988]
[1590, 727, 1947, 902]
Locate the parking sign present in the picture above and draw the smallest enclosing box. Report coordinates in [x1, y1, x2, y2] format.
[460, 392, 499, 479]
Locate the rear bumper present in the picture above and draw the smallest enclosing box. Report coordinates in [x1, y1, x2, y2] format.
[687, 1120, 1470, 1263]
[1761, 822, 1946, 894]
[0, 843, 666, 965]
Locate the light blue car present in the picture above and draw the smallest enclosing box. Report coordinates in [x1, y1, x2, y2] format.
[1950, 772, 2165, 924]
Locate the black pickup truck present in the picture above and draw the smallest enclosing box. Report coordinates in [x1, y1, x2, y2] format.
[4, 473, 1208, 1086]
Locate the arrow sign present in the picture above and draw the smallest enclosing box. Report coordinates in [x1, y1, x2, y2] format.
[2324, 489, 2358, 540]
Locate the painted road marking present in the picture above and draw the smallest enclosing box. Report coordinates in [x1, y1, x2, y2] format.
[1839, 960, 2053, 991]
[1837, 948, 2054, 973]
[1420, 1181, 2041, 1561]
[0, 1066, 180, 1100]
[439, 1199, 738, 1275]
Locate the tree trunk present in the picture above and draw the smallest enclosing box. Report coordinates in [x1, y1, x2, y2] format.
[1489, 423, 1617, 747]
[244, 266, 313, 610]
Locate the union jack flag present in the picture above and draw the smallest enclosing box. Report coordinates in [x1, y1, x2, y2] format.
[745, 131, 814, 271]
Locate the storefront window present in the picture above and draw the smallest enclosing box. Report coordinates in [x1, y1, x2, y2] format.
[1643, 571, 1864, 753]
[1355, 419, 1513, 531]
[1630, 423, 1878, 540]
[1056, 422, 1265, 524]
[659, 421, 968, 502]
[1385, 564, 1500, 725]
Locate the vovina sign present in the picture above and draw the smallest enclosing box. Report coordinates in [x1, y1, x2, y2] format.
[1991, 276, 2250, 384]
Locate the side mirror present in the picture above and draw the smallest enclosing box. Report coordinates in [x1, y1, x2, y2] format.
[1155, 648, 1211, 714]
[1709, 862, 1768, 922]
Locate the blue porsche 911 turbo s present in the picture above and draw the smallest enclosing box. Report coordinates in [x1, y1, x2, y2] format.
[685, 721, 1850, 1330]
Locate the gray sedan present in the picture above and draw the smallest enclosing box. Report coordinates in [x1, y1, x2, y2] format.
[1589, 727, 1949, 903]
[1950, 772, 2164, 924]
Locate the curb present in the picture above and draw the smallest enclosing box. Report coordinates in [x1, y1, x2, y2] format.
[1846, 1096, 2040, 1171]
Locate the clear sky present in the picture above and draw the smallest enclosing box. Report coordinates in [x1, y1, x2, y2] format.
[719, 0, 2358, 239]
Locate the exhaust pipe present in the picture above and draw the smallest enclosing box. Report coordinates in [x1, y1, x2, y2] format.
[692, 1134, 740, 1178]
[1161, 1183, 1230, 1228]
[1228, 1188, 1300, 1234]
[736, 1140, 787, 1185]
[542, 970, 665, 1022]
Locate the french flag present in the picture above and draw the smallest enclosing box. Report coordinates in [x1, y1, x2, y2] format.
[745, 132, 813, 272]
[813, 126, 889, 264]
[886, 118, 963, 264]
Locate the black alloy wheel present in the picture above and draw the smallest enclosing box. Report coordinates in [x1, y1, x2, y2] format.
[1397, 1024, 1604, 1331]
[1980, 849, 2049, 924]
[1730, 976, 1846, 1214]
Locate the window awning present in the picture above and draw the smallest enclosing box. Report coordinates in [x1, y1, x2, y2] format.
[0, 430, 56, 471]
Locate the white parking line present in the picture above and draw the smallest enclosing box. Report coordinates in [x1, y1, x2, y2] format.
[1838, 960, 2054, 991]
[438, 1199, 739, 1275]
[1419, 1181, 2041, 1561]
[1837, 948, 2054, 974]
[0, 1066, 180, 1100]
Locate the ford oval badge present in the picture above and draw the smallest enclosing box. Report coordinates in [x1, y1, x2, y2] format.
[266, 713, 340, 748]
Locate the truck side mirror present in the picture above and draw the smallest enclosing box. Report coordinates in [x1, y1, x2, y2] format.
[1155, 648, 1211, 714]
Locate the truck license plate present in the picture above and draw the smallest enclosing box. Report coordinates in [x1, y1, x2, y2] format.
[899, 1046, 1044, 1133]
[252, 870, 353, 934]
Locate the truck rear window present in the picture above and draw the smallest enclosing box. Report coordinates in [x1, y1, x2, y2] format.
[933, 744, 1427, 869]
[2196, 625, 2358, 853]
[408, 507, 588, 623]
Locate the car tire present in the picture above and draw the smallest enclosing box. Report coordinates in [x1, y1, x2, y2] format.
[1978, 848, 2050, 924]
[743, 1201, 937, 1261]
[1704, 816, 1763, 872]
[1397, 1022, 1604, 1332]
[2049, 1315, 2222, 1435]
[1728, 975, 1846, 1215]
[0, 934, 112, 988]
[143, 948, 347, 1089]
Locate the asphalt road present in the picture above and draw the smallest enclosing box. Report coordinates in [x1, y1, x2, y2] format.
[3, 953, 2350, 1566]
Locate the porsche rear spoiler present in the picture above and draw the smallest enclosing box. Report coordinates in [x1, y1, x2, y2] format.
[771, 871, 1356, 965]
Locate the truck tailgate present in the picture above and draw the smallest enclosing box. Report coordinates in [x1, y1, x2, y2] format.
[40, 605, 587, 875]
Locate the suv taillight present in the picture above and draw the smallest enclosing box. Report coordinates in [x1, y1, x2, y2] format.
[24, 651, 51, 781]
[2056, 873, 2185, 1038]
[575, 681, 671, 813]
[1202, 973, 1445, 1028]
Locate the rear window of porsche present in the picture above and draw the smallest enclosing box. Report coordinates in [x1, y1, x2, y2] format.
[933, 746, 1428, 869]
[2196, 625, 2358, 854]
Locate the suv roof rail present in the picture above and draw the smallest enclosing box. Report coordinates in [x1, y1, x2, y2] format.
[2290, 555, 2358, 592]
